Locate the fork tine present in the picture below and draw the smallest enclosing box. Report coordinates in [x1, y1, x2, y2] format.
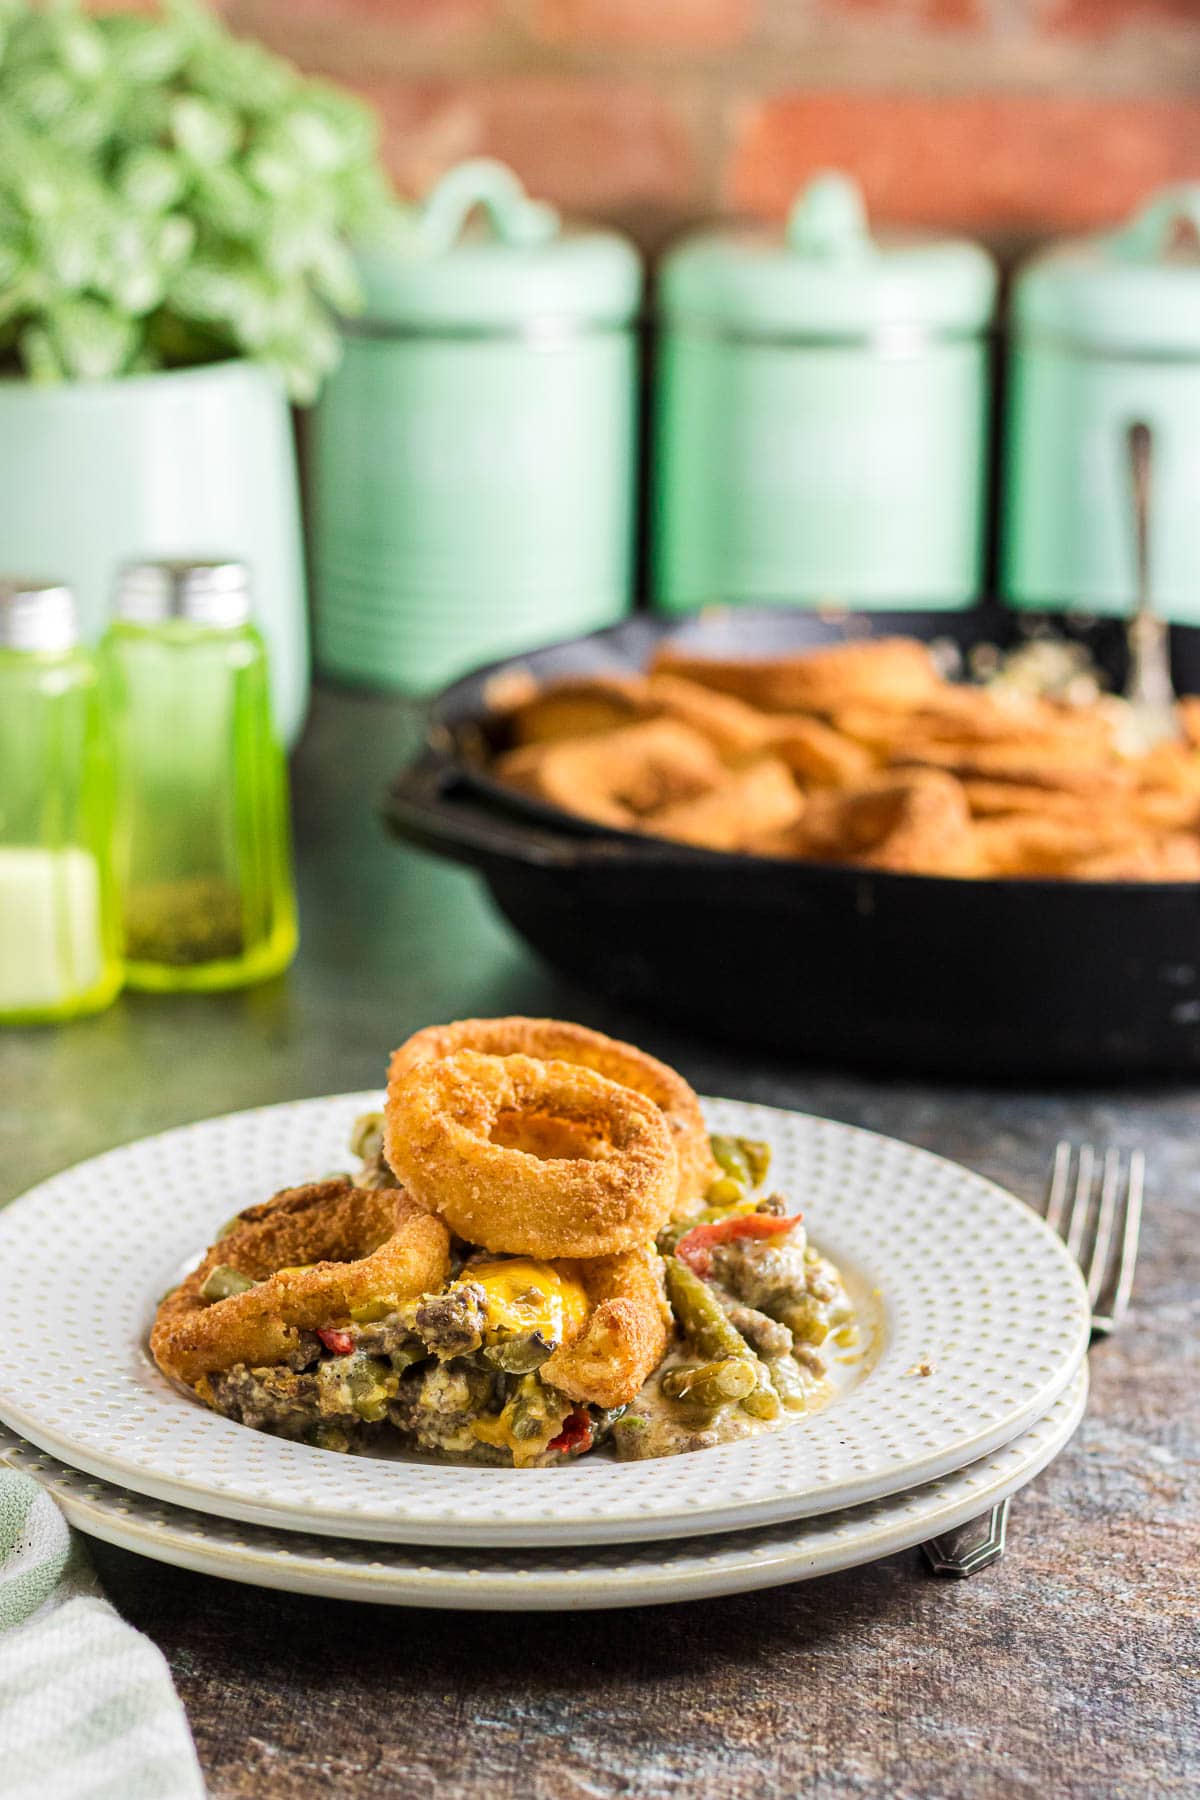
[1106, 1148, 1144, 1329]
[1044, 1139, 1073, 1235]
[1065, 1142, 1096, 1265]
[1086, 1147, 1122, 1308]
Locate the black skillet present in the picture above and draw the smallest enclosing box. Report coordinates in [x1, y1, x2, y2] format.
[384, 606, 1200, 1080]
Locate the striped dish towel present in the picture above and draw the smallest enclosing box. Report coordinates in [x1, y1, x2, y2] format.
[0, 1468, 204, 1799]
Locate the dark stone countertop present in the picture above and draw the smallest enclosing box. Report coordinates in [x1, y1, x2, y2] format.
[1, 688, 1196, 1800]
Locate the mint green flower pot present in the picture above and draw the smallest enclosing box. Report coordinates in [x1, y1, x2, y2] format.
[0, 360, 308, 745]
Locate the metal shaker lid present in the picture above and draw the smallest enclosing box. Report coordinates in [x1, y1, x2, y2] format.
[0, 578, 78, 652]
[115, 560, 252, 630]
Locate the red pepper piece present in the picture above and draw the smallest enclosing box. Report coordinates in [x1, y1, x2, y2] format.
[317, 1327, 354, 1356]
[675, 1212, 802, 1278]
[548, 1409, 594, 1456]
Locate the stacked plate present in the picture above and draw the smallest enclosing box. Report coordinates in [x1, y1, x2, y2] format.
[0, 1094, 1091, 1609]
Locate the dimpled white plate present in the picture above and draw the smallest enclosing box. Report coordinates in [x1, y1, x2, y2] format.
[0, 1368, 1088, 1608]
[0, 1093, 1091, 1547]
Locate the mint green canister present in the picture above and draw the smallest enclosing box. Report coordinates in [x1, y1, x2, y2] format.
[654, 174, 997, 612]
[1005, 186, 1200, 621]
[312, 160, 643, 693]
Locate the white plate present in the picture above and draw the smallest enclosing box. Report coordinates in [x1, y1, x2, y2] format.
[0, 1367, 1088, 1609]
[0, 1093, 1090, 1547]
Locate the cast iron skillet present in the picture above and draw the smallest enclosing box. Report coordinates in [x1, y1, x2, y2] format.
[385, 606, 1200, 1079]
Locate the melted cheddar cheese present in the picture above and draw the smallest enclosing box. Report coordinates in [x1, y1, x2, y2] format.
[463, 1258, 589, 1345]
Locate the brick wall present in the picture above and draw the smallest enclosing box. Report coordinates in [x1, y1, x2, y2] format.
[226, 0, 1200, 254]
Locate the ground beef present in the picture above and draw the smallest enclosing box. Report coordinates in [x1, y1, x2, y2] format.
[414, 1283, 487, 1359]
[710, 1232, 811, 1315]
[208, 1365, 327, 1437]
[388, 1359, 507, 1462]
[716, 1293, 794, 1359]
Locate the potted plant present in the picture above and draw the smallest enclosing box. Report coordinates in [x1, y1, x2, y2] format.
[0, 0, 391, 743]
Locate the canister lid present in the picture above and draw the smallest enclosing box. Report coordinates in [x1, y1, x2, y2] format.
[352, 159, 642, 332]
[116, 560, 251, 630]
[659, 171, 997, 339]
[1013, 185, 1200, 355]
[0, 579, 77, 653]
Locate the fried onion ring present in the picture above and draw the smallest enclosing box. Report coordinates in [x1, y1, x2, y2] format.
[496, 718, 725, 828]
[650, 637, 942, 716]
[641, 757, 803, 853]
[541, 1247, 671, 1410]
[389, 1015, 717, 1210]
[150, 1180, 450, 1388]
[795, 771, 974, 874]
[385, 1051, 679, 1257]
[766, 715, 876, 788]
[503, 674, 656, 746]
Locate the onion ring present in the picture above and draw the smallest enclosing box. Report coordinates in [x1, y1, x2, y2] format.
[541, 1247, 671, 1410]
[641, 758, 803, 852]
[388, 1016, 717, 1210]
[150, 1180, 450, 1387]
[797, 771, 974, 875]
[385, 1051, 679, 1257]
[496, 718, 725, 828]
[650, 637, 942, 716]
[503, 675, 656, 746]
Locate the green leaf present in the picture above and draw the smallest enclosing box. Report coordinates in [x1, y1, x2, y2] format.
[117, 147, 186, 214]
[19, 321, 64, 382]
[0, 0, 394, 399]
[47, 297, 137, 380]
[170, 94, 240, 167]
[49, 12, 106, 84]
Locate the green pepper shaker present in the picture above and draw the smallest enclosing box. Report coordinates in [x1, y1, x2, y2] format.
[0, 580, 123, 1024]
[101, 560, 298, 992]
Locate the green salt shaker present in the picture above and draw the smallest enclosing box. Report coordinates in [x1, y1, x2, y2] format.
[0, 580, 122, 1024]
[101, 560, 298, 992]
[654, 172, 997, 611]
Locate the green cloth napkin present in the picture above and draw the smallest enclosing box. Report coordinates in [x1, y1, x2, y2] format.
[0, 1468, 204, 1799]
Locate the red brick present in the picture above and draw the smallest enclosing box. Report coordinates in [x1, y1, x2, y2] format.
[519, 0, 755, 49]
[248, 0, 494, 33]
[821, 0, 983, 25]
[1040, 0, 1200, 32]
[726, 93, 1200, 234]
[358, 77, 697, 214]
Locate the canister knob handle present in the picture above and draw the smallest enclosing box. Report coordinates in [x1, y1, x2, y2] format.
[785, 171, 871, 260]
[1110, 184, 1200, 261]
[418, 158, 560, 255]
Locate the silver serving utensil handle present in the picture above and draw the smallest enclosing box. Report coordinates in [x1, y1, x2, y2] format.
[1123, 421, 1180, 749]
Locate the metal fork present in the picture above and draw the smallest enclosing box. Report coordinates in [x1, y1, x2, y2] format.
[922, 1141, 1144, 1578]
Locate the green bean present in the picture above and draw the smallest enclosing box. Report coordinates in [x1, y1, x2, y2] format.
[348, 1355, 397, 1423]
[665, 1257, 756, 1364]
[199, 1264, 256, 1302]
[709, 1135, 752, 1185]
[348, 1111, 385, 1162]
[661, 1358, 757, 1410]
[483, 1331, 554, 1374]
[740, 1367, 782, 1422]
[737, 1138, 772, 1189]
[509, 1374, 557, 1442]
[766, 1354, 810, 1412]
[776, 1297, 831, 1345]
